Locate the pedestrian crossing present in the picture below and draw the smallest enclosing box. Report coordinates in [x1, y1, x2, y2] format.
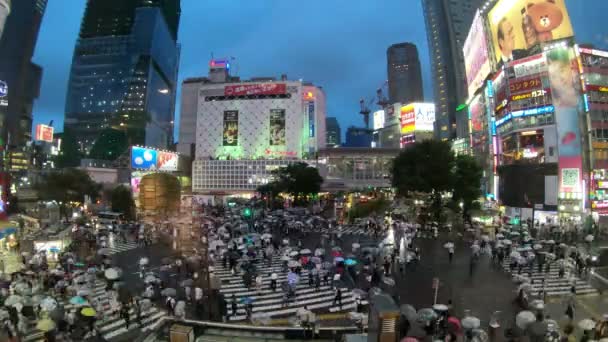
[500, 257, 599, 297]
[214, 257, 367, 322]
[21, 279, 168, 342]
[301, 225, 387, 238]
[106, 241, 141, 255]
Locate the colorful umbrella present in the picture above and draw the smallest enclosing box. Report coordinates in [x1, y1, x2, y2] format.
[69, 296, 87, 306]
[36, 318, 56, 332]
[345, 258, 358, 266]
[81, 307, 96, 317]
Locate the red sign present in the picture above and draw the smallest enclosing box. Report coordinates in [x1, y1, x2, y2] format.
[264, 149, 297, 157]
[35, 124, 54, 142]
[587, 84, 608, 92]
[224, 83, 286, 96]
[509, 77, 542, 93]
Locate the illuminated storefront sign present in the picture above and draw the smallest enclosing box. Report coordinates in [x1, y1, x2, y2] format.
[509, 77, 542, 93]
[0, 80, 7, 107]
[510, 89, 550, 101]
[373, 110, 385, 130]
[495, 105, 555, 127]
[586, 84, 608, 92]
[224, 83, 286, 96]
[35, 124, 54, 142]
[400, 104, 415, 134]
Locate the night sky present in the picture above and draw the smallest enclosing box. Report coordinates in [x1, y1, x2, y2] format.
[32, 0, 608, 139]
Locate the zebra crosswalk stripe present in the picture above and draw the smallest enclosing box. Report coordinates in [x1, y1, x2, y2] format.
[106, 241, 140, 255]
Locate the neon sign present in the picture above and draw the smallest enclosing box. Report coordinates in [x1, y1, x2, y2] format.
[495, 105, 555, 127]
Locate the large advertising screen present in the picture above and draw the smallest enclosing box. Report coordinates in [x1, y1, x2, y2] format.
[547, 47, 582, 194]
[269, 109, 286, 146]
[131, 146, 178, 171]
[223, 110, 239, 146]
[224, 83, 286, 96]
[469, 95, 485, 133]
[487, 0, 574, 65]
[400, 104, 415, 135]
[373, 110, 385, 130]
[35, 124, 54, 142]
[464, 10, 492, 98]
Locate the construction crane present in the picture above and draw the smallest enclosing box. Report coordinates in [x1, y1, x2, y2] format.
[359, 80, 389, 129]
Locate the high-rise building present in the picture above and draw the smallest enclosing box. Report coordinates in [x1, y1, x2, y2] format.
[64, 0, 181, 154]
[325, 117, 341, 147]
[0, 0, 10, 40]
[0, 0, 47, 172]
[422, 0, 482, 140]
[387, 43, 423, 105]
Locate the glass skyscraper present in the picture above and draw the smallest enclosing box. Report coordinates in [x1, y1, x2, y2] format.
[64, 0, 181, 153]
[421, 0, 481, 141]
[0, 0, 47, 171]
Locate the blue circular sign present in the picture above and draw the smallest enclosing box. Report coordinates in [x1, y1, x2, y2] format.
[0, 81, 7, 98]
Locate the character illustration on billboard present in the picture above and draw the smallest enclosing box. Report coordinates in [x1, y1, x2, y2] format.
[223, 110, 239, 146]
[269, 109, 286, 146]
[526, 0, 564, 42]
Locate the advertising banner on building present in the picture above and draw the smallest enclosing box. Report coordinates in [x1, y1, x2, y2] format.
[373, 110, 385, 130]
[414, 103, 436, 132]
[35, 124, 54, 142]
[547, 47, 582, 194]
[400, 104, 415, 135]
[308, 102, 315, 138]
[487, 0, 574, 65]
[269, 109, 286, 146]
[223, 110, 239, 146]
[464, 10, 492, 98]
[224, 83, 286, 96]
[470, 95, 485, 133]
[131, 146, 178, 171]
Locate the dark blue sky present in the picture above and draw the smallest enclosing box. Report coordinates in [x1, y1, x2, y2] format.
[32, 0, 608, 138]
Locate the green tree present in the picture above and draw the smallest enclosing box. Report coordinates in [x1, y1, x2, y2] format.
[391, 140, 455, 225]
[55, 130, 83, 168]
[452, 154, 483, 219]
[258, 162, 323, 206]
[35, 168, 102, 220]
[88, 128, 128, 161]
[110, 185, 135, 220]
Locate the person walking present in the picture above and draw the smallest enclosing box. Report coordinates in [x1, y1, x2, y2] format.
[315, 273, 321, 292]
[270, 272, 278, 292]
[120, 304, 131, 330]
[230, 294, 238, 319]
[332, 288, 342, 309]
[448, 245, 454, 264]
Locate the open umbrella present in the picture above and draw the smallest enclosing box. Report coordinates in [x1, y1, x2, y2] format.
[353, 289, 367, 298]
[516, 310, 536, 329]
[518, 283, 533, 293]
[80, 307, 96, 317]
[139, 257, 149, 266]
[3, 295, 23, 307]
[314, 248, 325, 256]
[510, 251, 521, 259]
[530, 299, 544, 310]
[40, 297, 57, 312]
[345, 259, 358, 266]
[579, 318, 596, 331]
[401, 304, 417, 321]
[352, 243, 360, 250]
[546, 240, 556, 244]
[287, 260, 300, 268]
[461, 316, 481, 329]
[289, 251, 299, 257]
[77, 289, 91, 297]
[97, 248, 110, 256]
[240, 297, 254, 304]
[311, 256, 322, 264]
[417, 308, 438, 321]
[433, 304, 449, 312]
[533, 244, 543, 250]
[382, 277, 395, 286]
[300, 249, 312, 255]
[280, 255, 291, 261]
[503, 239, 512, 245]
[36, 318, 56, 332]
[104, 267, 122, 280]
[496, 233, 504, 239]
[181, 279, 194, 287]
[585, 234, 595, 242]
[444, 242, 454, 249]
[69, 296, 87, 306]
[161, 288, 177, 297]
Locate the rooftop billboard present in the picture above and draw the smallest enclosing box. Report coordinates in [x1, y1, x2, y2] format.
[131, 146, 178, 171]
[463, 10, 492, 98]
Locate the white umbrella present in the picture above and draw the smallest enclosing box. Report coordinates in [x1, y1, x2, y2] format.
[287, 260, 300, 268]
[289, 251, 299, 257]
[3, 295, 23, 307]
[481, 235, 489, 241]
[546, 240, 555, 244]
[533, 244, 543, 250]
[585, 235, 595, 242]
[40, 297, 57, 312]
[280, 255, 291, 261]
[104, 268, 121, 280]
[503, 239, 512, 245]
[314, 248, 325, 256]
[444, 242, 454, 249]
[530, 299, 544, 310]
[352, 243, 360, 250]
[511, 232, 521, 236]
[462, 316, 481, 329]
[496, 233, 504, 239]
[518, 283, 533, 293]
[139, 257, 149, 266]
[299, 249, 312, 255]
[578, 318, 596, 330]
[516, 310, 536, 329]
[510, 251, 521, 259]
[261, 233, 272, 240]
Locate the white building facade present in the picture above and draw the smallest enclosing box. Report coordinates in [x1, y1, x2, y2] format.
[188, 78, 326, 196]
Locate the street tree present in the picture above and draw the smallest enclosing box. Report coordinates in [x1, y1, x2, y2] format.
[391, 140, 455, 224]
[258, 162, 323, 205]
[452, 154, 483, 220]
[35, 168, 101, 220]
[110, 185, 135, 220]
